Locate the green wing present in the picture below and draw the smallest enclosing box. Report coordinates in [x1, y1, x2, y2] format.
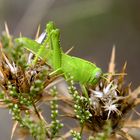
[15, 37, 52, 61]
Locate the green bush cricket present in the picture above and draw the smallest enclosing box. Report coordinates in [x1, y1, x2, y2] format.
[15, 22, 102, 87]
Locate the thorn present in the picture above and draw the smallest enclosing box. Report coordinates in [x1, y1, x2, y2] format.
[117, 61, 127, 86]
[4, 22, 10, 38]
[109, 45, 116, 72]
[35, 24, 41, 40]
[65, 46, 74, 54]
[19, 32, 22, 37]
[2, 53, 15, 74]
[11, 121, 18, 140]
[122, 61, 127, 72]
[108, 45, 116, 81]
[128, 82, 132, 90]
[132, 108, 140, 117]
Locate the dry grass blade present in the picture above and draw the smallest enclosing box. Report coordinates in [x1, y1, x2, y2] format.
[11, 121, 18, 140]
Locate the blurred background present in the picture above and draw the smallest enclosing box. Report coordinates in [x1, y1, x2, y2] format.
[0, 0, 140, 139]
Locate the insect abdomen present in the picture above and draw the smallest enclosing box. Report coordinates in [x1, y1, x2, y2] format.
[61, 54, 96, 84]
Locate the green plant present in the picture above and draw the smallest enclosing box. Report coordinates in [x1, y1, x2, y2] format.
[0, 22, 140, 140]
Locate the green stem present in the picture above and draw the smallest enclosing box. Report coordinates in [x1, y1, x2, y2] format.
[80, 122, 85, 137]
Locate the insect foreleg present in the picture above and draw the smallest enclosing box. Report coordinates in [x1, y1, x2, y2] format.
[46, 22, 55, 49]
[50, 29, 62, 71]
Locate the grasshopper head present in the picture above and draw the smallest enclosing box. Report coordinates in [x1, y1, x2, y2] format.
[46, 21, 55, 33]
[89, 67, 102, 85]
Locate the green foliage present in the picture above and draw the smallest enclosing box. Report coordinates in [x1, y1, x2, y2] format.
[68, 78, 92, 125]
[1, 32, 12, 48]
[50, 87, 63, 138]
[12, 42, 28, 69]
[30, 79, 43, 97]
[71, 130, 82, 140]
[1, 32, 27, 69]
[22, 114, 47, 140]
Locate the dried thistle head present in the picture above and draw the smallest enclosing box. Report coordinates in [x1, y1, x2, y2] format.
[87, 77, 130, 132]
[58, 47, 140, 140]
